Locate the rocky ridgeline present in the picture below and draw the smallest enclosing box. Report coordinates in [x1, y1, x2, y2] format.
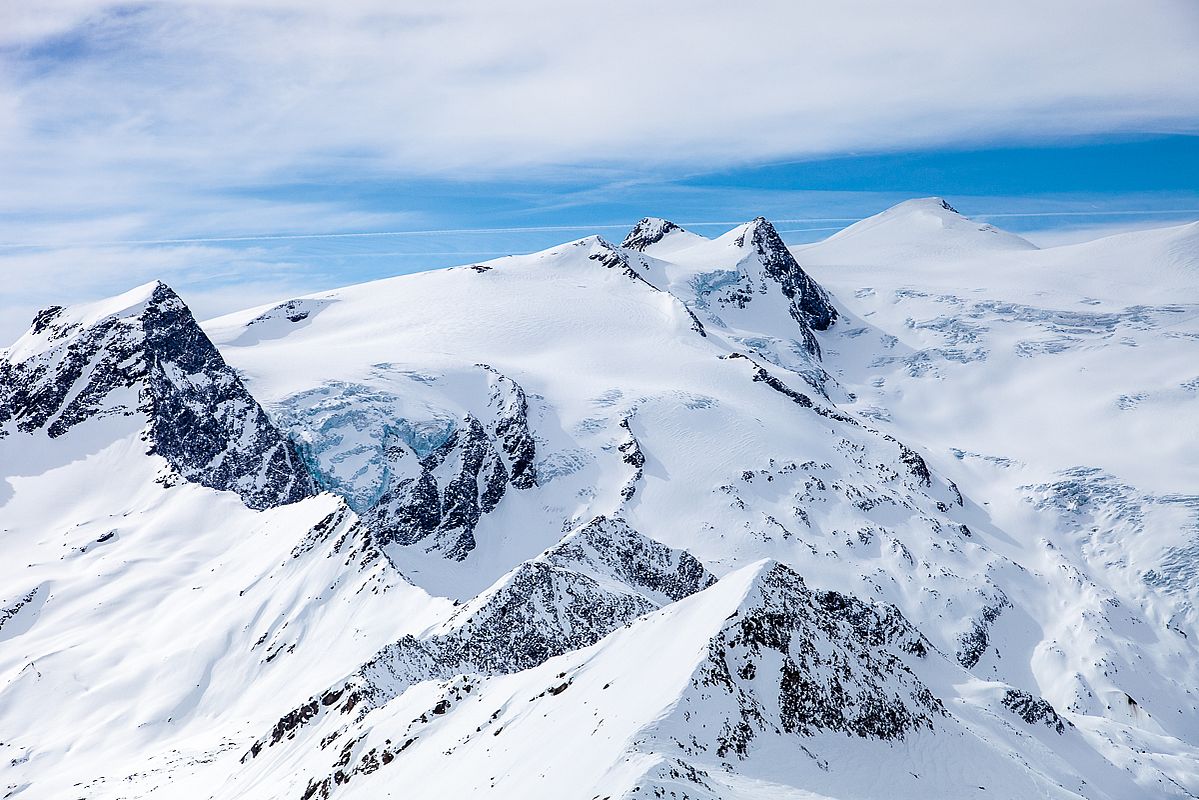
[0, 282, 314, 509]
[266, 560, 947, 800]
[249, 516, 715, 757]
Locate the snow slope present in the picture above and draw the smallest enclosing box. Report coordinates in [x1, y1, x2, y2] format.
[1, 202, 1197, 799]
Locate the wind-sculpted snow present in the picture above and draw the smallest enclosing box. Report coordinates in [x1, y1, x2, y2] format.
[0, 281, 314, 509]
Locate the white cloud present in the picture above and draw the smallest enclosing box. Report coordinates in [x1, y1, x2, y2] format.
[1, 1, 1196, 340]
[3, 0, 1196, 184]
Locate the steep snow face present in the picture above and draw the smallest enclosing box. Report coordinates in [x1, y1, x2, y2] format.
[0, 281, 314, 509]
[4, 206, 1199, 800]
[0, 445, 448, 800]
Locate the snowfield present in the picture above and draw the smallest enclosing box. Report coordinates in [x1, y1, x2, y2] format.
[1, 199, 1197, 799]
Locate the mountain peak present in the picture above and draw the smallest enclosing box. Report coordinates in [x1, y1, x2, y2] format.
[621, 217, 685, 251]
[16, 280, 181, 360]
[819, 196, 1037, 254]
[726, 215, 838, 334]
[0, 281, 315, 509]
[905, 196, 961, 215]
[733, 215, 786, 250]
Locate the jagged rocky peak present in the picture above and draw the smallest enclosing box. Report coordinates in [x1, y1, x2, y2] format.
[0, 280, 315, 510]
[541, 515, 716, 604]
[423, 515, 717, 672]
[733, 216, 838, 331]
[621, 217, 685, 250]
[671, 560, 942, 760]
[253, 516, 719, 749]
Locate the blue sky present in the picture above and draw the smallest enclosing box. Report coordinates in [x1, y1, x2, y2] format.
[119, 134, 1199, 285]
[1, 2, 1197, 342]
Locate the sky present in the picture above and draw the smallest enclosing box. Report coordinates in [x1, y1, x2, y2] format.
[1, 1, 1198, 343]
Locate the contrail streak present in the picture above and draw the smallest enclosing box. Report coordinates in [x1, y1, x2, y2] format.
[0, 210, 1194, 249]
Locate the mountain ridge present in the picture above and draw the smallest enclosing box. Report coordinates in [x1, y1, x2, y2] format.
[2, 203, 1197, 799]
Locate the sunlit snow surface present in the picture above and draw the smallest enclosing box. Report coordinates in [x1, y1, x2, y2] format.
[2, 201, 1198, 799]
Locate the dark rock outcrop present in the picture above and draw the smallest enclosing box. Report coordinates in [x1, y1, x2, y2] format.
[736, 217, 838, 332]
[956, 592, 1011, 669]
[366, 367, 539, 561]
[1002, 688, 1067, 734]
[250, 516, 715, 754]
[622, 217, 684, 251]
[0, 282, 314, 509]
[685, 563, 942, 760]
[368, 417, 505, 560]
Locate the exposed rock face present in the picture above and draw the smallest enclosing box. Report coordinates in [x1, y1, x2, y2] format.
[617, 415, 646, 501]
[587, 236, 658, 288]
[676, 563, 941, 760]
[245, 298, 334, 326]
[365, 514, 716, 692]
[0, 282, 314, 509]
[480, 365, 537, 490]
[1001, 688, 1067, 734]
[368, 416, 506, 559]
[956, 591, 1011, 669]
[252, 516, 716, 752]
[365, 368, 538, 560]
[736, 217, 838, 332]
[622, 217, 684, 250]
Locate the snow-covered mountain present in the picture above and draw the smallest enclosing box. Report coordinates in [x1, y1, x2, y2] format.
[2, 200, 1197, 799]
